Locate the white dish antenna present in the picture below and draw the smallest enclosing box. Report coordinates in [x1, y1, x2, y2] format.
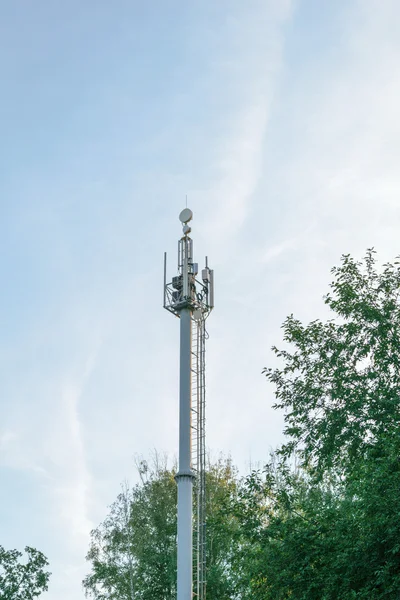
[179, 208, 193, 224]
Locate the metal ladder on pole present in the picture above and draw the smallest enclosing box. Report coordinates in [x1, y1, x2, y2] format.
[191, 315, 207, 600]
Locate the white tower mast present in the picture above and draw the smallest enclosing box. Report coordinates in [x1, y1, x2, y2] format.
[164, 209, 214, 600]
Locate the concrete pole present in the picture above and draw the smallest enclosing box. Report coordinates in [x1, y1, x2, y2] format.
[176, 307, 194, 600]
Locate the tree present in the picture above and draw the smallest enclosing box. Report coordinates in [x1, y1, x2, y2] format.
[228, 250, 400, 599]
[233, 444, 400, 599]
[83, 455, 240, 600]
[202, 457, 240, 599]
[0, 545, 50, 599]
[264, 249, 400, 478]
[83, 456, 176, 600]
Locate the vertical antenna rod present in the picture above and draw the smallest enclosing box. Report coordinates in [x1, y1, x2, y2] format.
[164, 209, 214, 600]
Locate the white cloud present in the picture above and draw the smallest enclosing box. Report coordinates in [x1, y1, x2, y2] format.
[0, 430, 18, 447]
[53, 373, 95, 544]
[207, 101, 272, 240]
[188, 1, 294, 249]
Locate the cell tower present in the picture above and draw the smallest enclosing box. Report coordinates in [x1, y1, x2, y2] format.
[164, 208, 214, 600]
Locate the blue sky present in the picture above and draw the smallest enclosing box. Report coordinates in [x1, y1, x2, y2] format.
[1, 0, 400, 598]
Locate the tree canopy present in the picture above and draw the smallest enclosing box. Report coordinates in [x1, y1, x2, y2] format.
[83, 455, 239, 600]
[265, 249, 400, 477]
[230, 250, 400, 598]
[0, 545, 50, 600]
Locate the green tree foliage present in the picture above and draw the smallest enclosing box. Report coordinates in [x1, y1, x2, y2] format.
[0, 545, 50, 599]
[231, 250, 400, 599]
[233, 448, 400, 599]
[265, 249, 400, 477]
[83, 455, 239, 600]
[203, 458, 240, 598]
